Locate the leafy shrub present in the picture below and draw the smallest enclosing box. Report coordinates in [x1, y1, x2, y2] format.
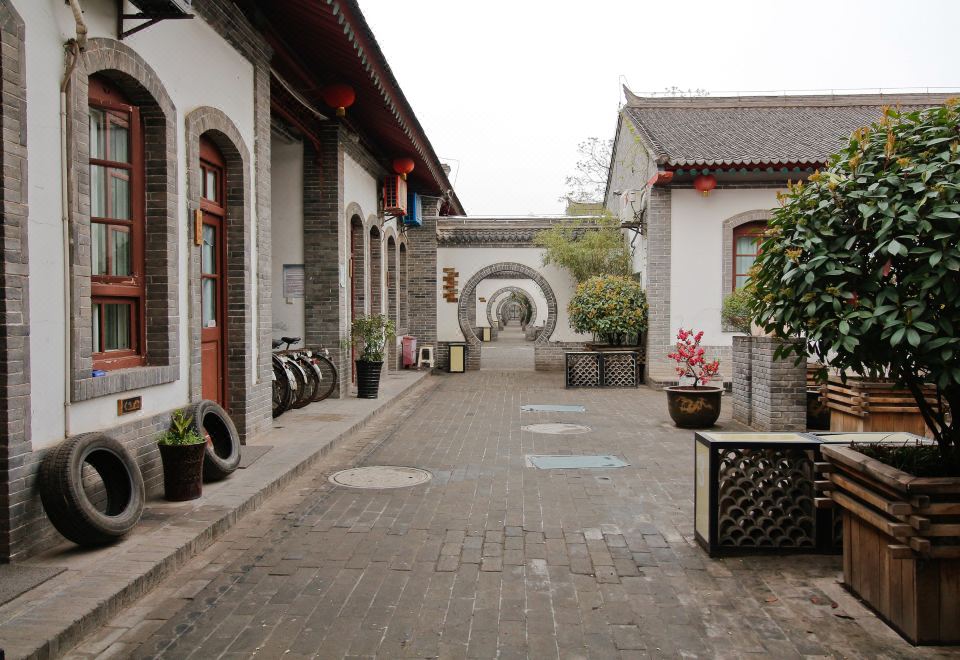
[751, 101, 960, 460]
[345, 314, 396, 363]
[158, 409, 204, 446]
[568, 275, 647, 345]
[535, 214, 631, 282]
[721, 288, 754, 334]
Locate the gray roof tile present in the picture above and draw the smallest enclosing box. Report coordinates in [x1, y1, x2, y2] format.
[622, 91, 956, 167]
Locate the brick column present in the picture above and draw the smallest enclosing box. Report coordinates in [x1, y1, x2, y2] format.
[303, 126, 349, 398]
[644, 186, 674, 385]
[407, 202, 440, 363]
[750, 337, 806, 431]
[732, 336, 753, 426]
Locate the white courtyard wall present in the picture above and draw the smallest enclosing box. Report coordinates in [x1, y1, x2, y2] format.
[669, 188, 781, 348]
[436, 247, 586, 343]
[271, 135, 305, 341]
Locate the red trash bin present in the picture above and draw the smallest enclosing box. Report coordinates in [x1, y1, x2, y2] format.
[402, 336, 417, 368]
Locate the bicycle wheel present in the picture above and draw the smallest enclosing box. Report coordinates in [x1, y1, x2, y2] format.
[287, 360, 311, 409]
[272, 361, 291, 417]
[312, 353, 338, 402]
[294, 355, 320, 404]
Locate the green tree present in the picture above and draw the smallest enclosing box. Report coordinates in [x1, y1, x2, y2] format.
[535, 214, 631, 282]
[750, 101, 960, 459]
[568, 275, 648, 346]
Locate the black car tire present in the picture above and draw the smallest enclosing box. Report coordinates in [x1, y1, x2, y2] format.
[39, 432, 145, 546]
[192, 400, 241, 481]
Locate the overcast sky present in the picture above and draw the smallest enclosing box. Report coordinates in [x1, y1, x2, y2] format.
[361, 1, 960, 216]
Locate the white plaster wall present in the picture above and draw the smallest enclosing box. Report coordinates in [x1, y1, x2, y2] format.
[343, 152, 380, 315]
[670, 188, 782, 347]
[270, 135, 305, 340]
[436, 247, 587, 343]
[475, 278, 548, 327]
[19, 0, 256, 448]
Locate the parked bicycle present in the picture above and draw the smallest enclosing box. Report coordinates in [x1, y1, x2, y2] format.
[272, 336, 338, 417]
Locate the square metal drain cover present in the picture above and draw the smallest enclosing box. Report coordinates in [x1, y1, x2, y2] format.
[520, 404, 586, 413]
[525, 455, 628, 469]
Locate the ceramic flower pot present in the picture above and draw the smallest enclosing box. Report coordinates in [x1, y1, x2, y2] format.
[665, 386, 723, 428]
[356, 360, 383, 399]
[158, 442, 205, 502]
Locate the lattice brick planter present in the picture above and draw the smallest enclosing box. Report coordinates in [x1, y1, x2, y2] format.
[565, 351, 639, 388]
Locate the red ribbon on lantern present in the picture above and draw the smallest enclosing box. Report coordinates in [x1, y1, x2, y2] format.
[321, 84, 356, 117]
[693, 174, 717, 196]
[392, 157, 415, 180]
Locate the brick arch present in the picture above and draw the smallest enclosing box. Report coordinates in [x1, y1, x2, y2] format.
[347, 207, 366, 318]
[185, 107, 261, 439]
[67, 38, 179, 400]
[458, 262, 557, 347]
[721, 209, 772, 330]
[485, 286, 538, 327]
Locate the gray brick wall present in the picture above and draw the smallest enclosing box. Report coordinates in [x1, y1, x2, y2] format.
[732, 336, 753, 425]
[534, 342, 588, 371]
[644, 186, 674, 385]
[0, 0, 28, 563]
[748, 337, 806, 431]
[303, 129, 349, 399]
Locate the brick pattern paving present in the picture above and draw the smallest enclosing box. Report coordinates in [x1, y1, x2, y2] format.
[66, 372, 957, 659]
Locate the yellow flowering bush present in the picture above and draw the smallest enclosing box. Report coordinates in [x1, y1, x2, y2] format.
[568, 275, 648, 345]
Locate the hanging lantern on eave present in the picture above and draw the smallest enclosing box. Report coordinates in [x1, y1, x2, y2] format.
[693, 173, 717, 196]
[321, 83, 356, 117]
[392, 157, 415, 180]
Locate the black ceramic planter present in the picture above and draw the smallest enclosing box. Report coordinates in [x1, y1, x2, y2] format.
[356, 360, 383, 399]
[158, 442, 205, 502]
[665, 386, 723, 428]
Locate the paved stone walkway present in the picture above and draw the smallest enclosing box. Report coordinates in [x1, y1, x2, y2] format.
[481, 325, 534, 371]
[67, 372, 958, 659]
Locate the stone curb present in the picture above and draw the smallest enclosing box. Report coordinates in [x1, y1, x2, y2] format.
[1, 372, 435, 660]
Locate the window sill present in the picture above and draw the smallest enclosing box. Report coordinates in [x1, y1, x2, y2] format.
[72, 364, 179, 402]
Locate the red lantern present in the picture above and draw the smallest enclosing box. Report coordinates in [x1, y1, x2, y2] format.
[392, 157, 415, 180]
[693, 174, 717, 196]
[321, 84, 356, 117]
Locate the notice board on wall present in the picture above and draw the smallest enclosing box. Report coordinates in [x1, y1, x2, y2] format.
[283, 264, 305, 299]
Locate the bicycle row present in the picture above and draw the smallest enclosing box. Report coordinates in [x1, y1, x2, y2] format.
[272, 336, 339, 417]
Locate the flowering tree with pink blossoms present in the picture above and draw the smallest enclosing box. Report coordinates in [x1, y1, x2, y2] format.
[667, 329, 720, 388]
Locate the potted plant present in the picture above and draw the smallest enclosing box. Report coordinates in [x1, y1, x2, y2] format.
[568, 275, 648, 349]
[665, 329, 722, 428]
[157, 409, 206, 502]
[750, 102, 960, 644]
[345, 314, 396, 399]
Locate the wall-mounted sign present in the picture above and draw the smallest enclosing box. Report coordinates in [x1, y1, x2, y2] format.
[118, 396, 142, 416]
[283, 264, 305, 299]
[442, 267, 459, 303]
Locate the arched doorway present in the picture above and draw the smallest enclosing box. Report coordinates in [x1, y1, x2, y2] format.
[457, 262, 559, 370]
[399, 242, 408, 329]
[387, 235, 398, 327]
[369, 225, 382, 315]
[199, 136, 228, 404]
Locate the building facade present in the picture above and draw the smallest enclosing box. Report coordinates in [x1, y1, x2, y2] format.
[0, 0, 459, 563]
[605, 89, 954, 386]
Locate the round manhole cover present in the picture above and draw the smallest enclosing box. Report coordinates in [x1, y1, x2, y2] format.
[521, 423, 591, 435]
[329, 466, 432, 489]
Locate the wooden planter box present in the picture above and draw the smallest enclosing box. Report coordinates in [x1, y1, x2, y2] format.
[819, 445, 960, 645]
[825, 377, 937, 437]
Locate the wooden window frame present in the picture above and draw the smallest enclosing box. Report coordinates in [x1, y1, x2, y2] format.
[732, 221, 766, 291]
[89, 76, 146, 370]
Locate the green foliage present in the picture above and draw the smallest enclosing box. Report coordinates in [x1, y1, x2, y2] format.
[509, 292, 533, 326]
[344, 314, 396, 363]
[721, 288, 755, 334]
[750, 101, 960, 458]
[535, 214, 631, 282]
[158, 409, 204, 446]
[568, 275, 648, 345]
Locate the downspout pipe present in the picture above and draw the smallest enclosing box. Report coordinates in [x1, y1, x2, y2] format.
[61, 0, 87, 437]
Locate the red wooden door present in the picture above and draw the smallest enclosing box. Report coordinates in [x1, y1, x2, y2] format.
[199, 138, 227, 405]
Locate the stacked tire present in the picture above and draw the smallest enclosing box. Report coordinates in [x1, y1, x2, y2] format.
[192, 399, 241, 482]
